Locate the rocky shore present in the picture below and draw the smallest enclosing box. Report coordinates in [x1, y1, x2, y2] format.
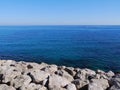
[0, 60, 119, 90]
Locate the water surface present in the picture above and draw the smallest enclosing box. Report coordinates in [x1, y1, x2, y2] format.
[0, 26, 120, 71]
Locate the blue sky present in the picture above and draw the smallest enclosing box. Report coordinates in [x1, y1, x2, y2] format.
[0, 0, 120, 25]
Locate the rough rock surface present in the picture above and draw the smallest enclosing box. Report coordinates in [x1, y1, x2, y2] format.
[0, 60, 119, 90]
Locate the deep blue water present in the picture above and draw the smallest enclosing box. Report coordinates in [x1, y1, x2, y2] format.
[0, 26, 120, 72]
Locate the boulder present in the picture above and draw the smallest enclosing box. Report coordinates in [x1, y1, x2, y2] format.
[88, 82, 104, 90]
[11, 75, 31, 88]
[106, 71, 115, 77]
[41, 65, 58, 74]
[97, 70, 105, 74]
[27, 70, 50, 83]
[74, 69, 96, 80]
[88, 79, 109, 90]
[66, 83, 77, 90]
[64, 67, 76, 76]
[55, 70, 74, 82]
[72, 79, 89, 89]
[20, 83, 47, 90]
[48, 74, 70, 90]
[1, 66, 22, 83]
[109, 74, 120, 90]
[60, 70, 74, 82]
[0, 84, 15, 90]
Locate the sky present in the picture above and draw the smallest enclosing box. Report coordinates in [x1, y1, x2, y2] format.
[0, 0, 120, 25]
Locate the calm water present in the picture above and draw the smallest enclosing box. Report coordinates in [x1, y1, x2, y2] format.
[0, 26, 120, 71]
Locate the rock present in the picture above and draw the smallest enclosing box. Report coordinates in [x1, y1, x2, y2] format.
[11, 75, 31, 88]
[95, 74, 101, 79]
[97, 70, 105, 74]
[106, 71, 115, 77]
[109, 74, 120, 90]
[82, 69, 96, 76]
[48, 74, 70, 90]
[88, 79, 109, 90]
[88, 82, 104, 90]
[74, 68, 81, 72]
[41, 65, 58, 74]
[0, 60, 118, 90]
[58, 66, 66, 70]
[1, 66, 22, 83]
[110, 85, 120, 90]
[27, 70, 50, 83]
[26, 62, 48, 70]
[64, 67, 76, 76]
[20, 83, 47, 90]
[74, 69, 96, 80]
[55, 70, 74, 82]
[66, 83, 77, 90]
[72, 79, 89, 89]
[0, 84, 15, 90]
[61, 70, 74, 82]
[55, 70, 63, 76]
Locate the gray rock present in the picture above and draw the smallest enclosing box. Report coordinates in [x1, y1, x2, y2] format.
[72, 79, 89, 89]
[27, 70, 50, 83]
[0, 65, 22, 83]
[64, 67, 76, 76]
[0, 84, 16, 90]
[48, 74, 70, 90]
[41, 65, 58, 74]
[61, 70, 74, 82]
[20, 83, 47, 90]
[88, 79, 109, 90]
[55, 70, 74, 82]
[106, 71, 115, 77]
[109, 74, 120, 90]
[97, 70, 105, 74]
[88, 82, 104, 90]
[66, 83, 77, 90]
[75, 68, 96, 80]
[11, 75, 31, 88]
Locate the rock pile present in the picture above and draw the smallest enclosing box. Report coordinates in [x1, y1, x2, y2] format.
[0, 60, 119, 90]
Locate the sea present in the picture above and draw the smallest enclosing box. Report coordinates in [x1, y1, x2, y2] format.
[0, 25, 120, 72]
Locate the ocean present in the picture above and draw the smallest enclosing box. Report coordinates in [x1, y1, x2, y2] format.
[0, 25, 120, 72]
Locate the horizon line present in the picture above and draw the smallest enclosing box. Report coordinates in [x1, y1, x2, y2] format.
[0, 25, 120, 26]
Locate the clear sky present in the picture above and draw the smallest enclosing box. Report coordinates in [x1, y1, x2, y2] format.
[0, 0, 120, 25]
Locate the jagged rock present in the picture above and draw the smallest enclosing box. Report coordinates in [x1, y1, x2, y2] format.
[0, 66, 22, 83]
[27, 70, 50, 83]
[72, 79, 89, 89]
[26, 62, 48, 70]
[20, 83, 47, 90]
[55, 70, 74, 82]
[74, 68, 81, 72]
[11, 75, 31, 88]
[82, 69, 96, 76]
[64, 67, 76, 76]
[106, 71, 115, 77]
[109, 74, 120, 90]
[48, 74, 70, 90]
[66, 83, 77, 90]
[62, 70, 74, 82]
[75, 68, 96, 80]
[55, 70, 63, 76]
[58, 66, 66, 70]
[0, 60, 119, 90]
[0, 84, 15, 90]
[88, 79, 109, 90]
[97, 70, 105, 74]
[88, 82, 104, 90]
[41, 65, 58, 74]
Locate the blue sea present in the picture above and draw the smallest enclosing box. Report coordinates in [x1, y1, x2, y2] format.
[0, 26, 120, 72]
